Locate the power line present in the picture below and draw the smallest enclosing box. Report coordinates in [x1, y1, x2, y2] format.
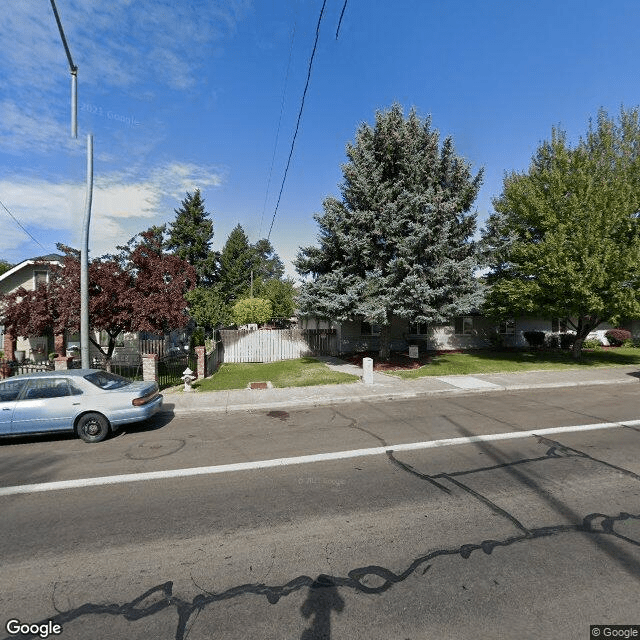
[335, 0, 349, 39]
[0, 199, 49, 252]
[259, 0, 300, 239]
[267, 0, 328, 241]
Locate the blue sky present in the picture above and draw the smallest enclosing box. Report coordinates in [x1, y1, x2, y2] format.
[1, 0, 639, 278]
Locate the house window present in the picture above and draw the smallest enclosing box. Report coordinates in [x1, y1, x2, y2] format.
[551, 318, 568, 333]
[409, 323, 428, 335]
[454, 317, 474, 335]
[499, 318, 516, 335]
[34, 270, 48, 288]
[360, 322, 380, 336]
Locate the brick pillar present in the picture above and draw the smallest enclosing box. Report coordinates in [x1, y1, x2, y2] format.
[54, 333, 66, 357]
[142, 353, 158, 382]
[195, 346, 205, 379]
[54, 356, 74, 370]
[3, 332, 15, 361]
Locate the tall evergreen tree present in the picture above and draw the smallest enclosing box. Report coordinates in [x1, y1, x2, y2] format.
[295, 104, 483, 360]
[481, 107, 640, 358]
[253, 238, 285, 281]
[218, 224, 257, 303]
[165, 189, 217, 285]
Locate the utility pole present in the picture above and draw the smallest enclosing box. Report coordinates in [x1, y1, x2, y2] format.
[50, 0, 93, 368]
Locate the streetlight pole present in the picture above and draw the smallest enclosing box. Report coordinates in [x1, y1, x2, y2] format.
[50, 0, 93, 368]
[49, 0, 77, 139]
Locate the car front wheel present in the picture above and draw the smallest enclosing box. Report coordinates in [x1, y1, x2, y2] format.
[76, 412, 110, 443]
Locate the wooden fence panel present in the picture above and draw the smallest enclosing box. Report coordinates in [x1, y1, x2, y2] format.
[219, 328, 313, 363]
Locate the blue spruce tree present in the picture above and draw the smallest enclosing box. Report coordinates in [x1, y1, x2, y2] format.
[295, 104, 483, 360]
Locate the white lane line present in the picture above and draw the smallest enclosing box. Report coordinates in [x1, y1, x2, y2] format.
[2, 419, 639, 497]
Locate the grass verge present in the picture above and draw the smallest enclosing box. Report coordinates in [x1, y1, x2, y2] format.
[388, 347, 640, 379]
[193, 357, 360, 391]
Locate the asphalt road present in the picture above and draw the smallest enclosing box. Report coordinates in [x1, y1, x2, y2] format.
[1, 384, 639, 640]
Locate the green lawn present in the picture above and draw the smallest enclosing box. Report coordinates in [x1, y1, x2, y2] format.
[193, 357, 360, 391]
[389, 347, 640, 379]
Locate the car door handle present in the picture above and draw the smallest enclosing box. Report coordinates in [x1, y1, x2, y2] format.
[72, 403, 81, 406]
[2, 407, 11, 411]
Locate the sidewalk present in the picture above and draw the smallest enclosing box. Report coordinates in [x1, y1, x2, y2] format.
[163, 357, 640, 414]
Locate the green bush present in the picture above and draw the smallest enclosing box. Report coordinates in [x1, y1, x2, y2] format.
[232, 298, 273, 325]
[560, 333, 576, 349]
[190, 327, 205, 349]
[583, 338, 602, 350]
[545, 333, 560, 349]
[523, 330, 545, 348]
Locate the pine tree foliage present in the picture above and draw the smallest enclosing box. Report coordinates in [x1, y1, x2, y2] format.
[481, 107, 640, 358]
[253, 238, 285, 281]
[165, 189, 217, 285]
[295, 104, 483, 359]
[218, 224, 257, 304]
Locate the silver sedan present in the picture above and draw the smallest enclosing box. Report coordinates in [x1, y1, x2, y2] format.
[0, 369, 163, 443]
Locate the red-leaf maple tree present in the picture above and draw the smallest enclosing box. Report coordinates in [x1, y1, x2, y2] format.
[1, 229, 196, 363]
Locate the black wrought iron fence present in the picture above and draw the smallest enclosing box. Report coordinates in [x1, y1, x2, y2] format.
[158, 351, 197, 389]
[0, 359, 54, 378]
[90, 354, 143, 381]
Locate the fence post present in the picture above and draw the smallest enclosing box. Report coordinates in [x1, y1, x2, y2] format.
[142, 353, 158, 383]
[54, 356, 74, 370]
[195, 346, 206, 379]
[54, 333, 66, 357]
[3, 332, 16, 361]
[0, 361, 10, 379]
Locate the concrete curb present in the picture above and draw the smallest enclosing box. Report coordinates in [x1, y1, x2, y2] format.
[163, 374, 639, 415]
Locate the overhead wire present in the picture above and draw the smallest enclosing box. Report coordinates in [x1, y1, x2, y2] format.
[335, 0, 349, 39]
[0, 198, 49, 252]
[267, 0, 328, 241]
[258, 0, 300, 239]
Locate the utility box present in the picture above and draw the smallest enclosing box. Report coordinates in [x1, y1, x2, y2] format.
[409, 345, 419, 359]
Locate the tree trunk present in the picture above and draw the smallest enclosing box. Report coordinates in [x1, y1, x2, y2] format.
[378, 322, 392, 361]
[571, 317, 600, 360]
[571, 336, 584, 360]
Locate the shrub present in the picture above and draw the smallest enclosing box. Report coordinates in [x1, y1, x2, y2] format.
[545, 333, 560, 349]
[560, 333, 576, 349]
[583, 338, 602, 350]
[482, 329, 505, 350]
[190, 327, 206, 348]
[523, 330, 545, 348]
[232, 298, 273, 326]
[605, 328, 631, 346]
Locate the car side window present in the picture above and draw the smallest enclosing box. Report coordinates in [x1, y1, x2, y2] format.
[68, 382, 84, 396]
[0, 379, 27, 402]
[22, 378, 71, 400]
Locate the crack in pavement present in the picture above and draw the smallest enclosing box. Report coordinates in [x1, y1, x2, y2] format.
[14, 511, 639, 640]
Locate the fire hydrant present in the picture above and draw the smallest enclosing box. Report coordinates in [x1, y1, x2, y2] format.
[181, 367, 196, 392]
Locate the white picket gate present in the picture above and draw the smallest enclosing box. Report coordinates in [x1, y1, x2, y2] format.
[219, 328, 312, 363]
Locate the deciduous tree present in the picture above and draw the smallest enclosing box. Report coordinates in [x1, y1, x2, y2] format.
[481, 107, 640, 358]
[1, 230, 196, 366]
[232, 298, 273, 326]
[295, 104, 483, 360]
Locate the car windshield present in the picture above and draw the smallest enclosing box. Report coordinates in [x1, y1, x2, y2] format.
[84, 371, 132, 390]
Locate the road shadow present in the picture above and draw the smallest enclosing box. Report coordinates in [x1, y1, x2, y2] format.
[445, 418, 640, 579]
[300, 575, 345, 640]
[120, 410, 175, 436]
